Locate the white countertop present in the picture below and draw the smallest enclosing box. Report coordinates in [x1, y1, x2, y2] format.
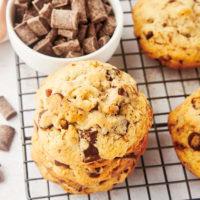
[0, 41, 26, 200]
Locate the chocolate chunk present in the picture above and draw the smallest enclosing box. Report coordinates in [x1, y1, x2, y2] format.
[102, 16, 116, 36]
[66, 51, 83, 58]
[123, 169, 129, 173]
[81, 130, 100, 163]
[191, 97, 200, 110]
[106, 68, 120, 81]
[89, 102, 99, 112]
[95, 167, 101, 173]
[87, 0, 108, 23]
[83, 37, 99, 54]
[45, 89, 52, 97]
[54, 36, 66, 46]
[98, 35, 110, 48]
[0, 125, 15, 152]
[32, 0, 50, 11]
[55, 160, 70, 169]
[188, 132, 200, 151]
[174, 141, 186, 150]
[45, 29, 58, 42]
[33, 38, 54, 56]
[71, 0, 87, 24]
[51, 9, 79, 30]
[89, 173, 100, 178]
[58, 29, 77, 40]
[146, 31, 153, 39]
[87, 23, 96, 38]
[99, 180, 107, 185]
[104, 3, 112, 15]
[169, 0, 176, 3]
[23, 6, 38, 22]
[53, 39, 81, 56]
[52, 0, 69, 8]
[27, 16, 50, 36]
[95, 23, 103, 33]
[60, 119, 68, 129]
[15, 22, 39, 45]
[39, 3, 53, 25]
[0, 96, 17, 120]
[78, 24, 88, 42]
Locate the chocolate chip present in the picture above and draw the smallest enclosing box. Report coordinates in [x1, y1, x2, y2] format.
[95, 167, 101, 173]
[89, 172, 100, 178]
[45, 89, 52, 97]
[55, 160, 70, 169]
[146, 31, 153, 39]
[191, 97, 200, 110]
[0, 96, 17, 120]
[99, 180, 107, 185]
[0, 125, 15, 152]
[179, 60, 183, 64]
[115, 152, 137, 159]
[123, 169, 129, 173]
[174, 141, 186, 151]
[188, 132, 200, 151]
[118, 88, 125, 96]
[60, 119, 68, 129]
[78, 186, 83, 192]
[168, 0, 176, 3]
[89, 103, 99, 112]
[160, 55, 172, 62]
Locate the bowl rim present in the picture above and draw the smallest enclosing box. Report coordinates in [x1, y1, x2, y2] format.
[6, 0, 123, 61]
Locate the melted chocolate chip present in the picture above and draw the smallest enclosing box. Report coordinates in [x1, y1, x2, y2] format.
[95, 167, 101, 173]
[99, 180, 107, 185]
[118, 88, 125, 96]
[188, 132, 200, 151]
[160, 55, 172, 62]
[45, 89, 52, 97]
[106, 70, 113, 81]
[146, 31, 153, 39]
[179, 60, 183, 64]
[191, 97, 200, 110]
[174, 141, 186, 151]
[115, 152, 137, 159]
[78, 186, 83, 192]
[123, 169, 129, 173]
[55, 160, 70, 169]
[89, 172, 100, 178]
[90, 103, 99, 112]
[168, 0, 176, 2]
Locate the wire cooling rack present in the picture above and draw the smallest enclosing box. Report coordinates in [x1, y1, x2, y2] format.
[15, 0, 200, 199]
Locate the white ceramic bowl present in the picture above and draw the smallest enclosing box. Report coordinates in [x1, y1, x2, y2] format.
[6, 0, 123, 74]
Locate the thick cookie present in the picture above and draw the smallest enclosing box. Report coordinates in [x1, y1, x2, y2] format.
[168, 89, 200, 177]
[31, 60, 153, 194]
[132, 0, 200, 69]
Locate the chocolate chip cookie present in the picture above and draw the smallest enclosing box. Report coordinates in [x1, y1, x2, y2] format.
[31, 60, 153, 194]
[168, 89, 200, 177]
[132, 0, 200, 69]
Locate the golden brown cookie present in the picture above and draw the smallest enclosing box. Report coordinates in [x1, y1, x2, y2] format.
[168, 88, 200, 177]
[132, 0, 200, 69]
[31, 60, 153, 194]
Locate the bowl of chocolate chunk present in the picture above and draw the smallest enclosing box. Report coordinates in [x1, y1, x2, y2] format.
[6, 0, 123, 74]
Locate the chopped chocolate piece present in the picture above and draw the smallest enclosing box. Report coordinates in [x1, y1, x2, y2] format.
[66, 51, 83, 58]
[99, 180, 106, 185]
[87, 0, 108, 23]
[87, 23, 96, 38]
[188, 132, 200, 151]
[23, 6, 38, 22]
[55, 160, 70, 168]
[52, 0, 69, 8]
[32, 0, 50, 11]
[0, 96, 17, 120]
[60, 119, 68, 129]
[102, 16, 116, 36]
[174, 141, 186, 150]
[83, 37, 99, 54]
[89, 102, 98, 112]
[0, 125, 15, 152]
[89, 172, 100, 178]
[27, 16, 50, 36]
[95, 167, 101, 173]
[58, 29, 77, 40]
[104, 3, 112, 15]
[53, 39, 81, 56]
[45, 29, 58, 42]
[45, 89, 52, 97]
[71, 0, 87, 24]
[118, 88, 127, 96]
[98, 35, 110, 48]
[146, 31, 153, 39]
[95, 23, 103, 33]
[124, 169, 129, 173]
[39, 3, 53, 25]
[14, 1, 29, 23]
[54, 36, 66, 45]
[115, 152, 137, 159]
[78, 24, 88, 42]
[192, 97, 200, 110]
[33, 38, 54, 56]
[51, 9, 79, 30]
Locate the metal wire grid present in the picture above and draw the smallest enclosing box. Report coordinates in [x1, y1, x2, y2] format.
[15, 0, 200, 199]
